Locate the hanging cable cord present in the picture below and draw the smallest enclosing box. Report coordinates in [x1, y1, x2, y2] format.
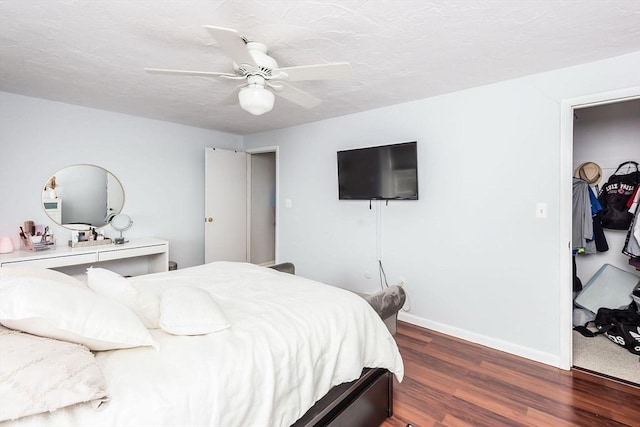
[378, 259, 389, 289]
[376, 200, 388, 289]
[376, 201, 410, 310]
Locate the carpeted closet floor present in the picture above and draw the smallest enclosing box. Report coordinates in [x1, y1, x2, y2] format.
[573, 330, 639, 385]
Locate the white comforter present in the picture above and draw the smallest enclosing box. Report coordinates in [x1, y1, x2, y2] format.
[5, 262, 403, 427]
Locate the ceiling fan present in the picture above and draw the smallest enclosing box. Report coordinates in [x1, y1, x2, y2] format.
[145, 26, 353, 115]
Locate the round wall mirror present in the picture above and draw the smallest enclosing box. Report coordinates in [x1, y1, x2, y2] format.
[42, 164, 125, 230]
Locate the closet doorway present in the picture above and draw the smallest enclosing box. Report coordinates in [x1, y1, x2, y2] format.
[204, 146, 278, 264]
[247, 148, 277, 265]
[561, 90, 640, 384]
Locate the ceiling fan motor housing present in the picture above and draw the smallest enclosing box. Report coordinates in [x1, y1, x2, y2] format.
[235, 42, 278, 76]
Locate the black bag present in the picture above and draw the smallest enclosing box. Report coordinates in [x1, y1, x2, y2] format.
[578, 303, 640, 355]
[598, 161, 639, 230]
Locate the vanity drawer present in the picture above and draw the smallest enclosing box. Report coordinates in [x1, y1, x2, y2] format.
[1, 253, 97, 269]
[98, 244, 167, 262]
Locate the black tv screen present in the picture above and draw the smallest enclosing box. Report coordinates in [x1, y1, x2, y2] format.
[337, 141, 418, 200]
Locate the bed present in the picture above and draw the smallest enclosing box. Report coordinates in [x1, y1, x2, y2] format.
[0, 261, 405, 426]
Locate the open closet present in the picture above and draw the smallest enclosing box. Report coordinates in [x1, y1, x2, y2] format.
[571, 98, 640, 385]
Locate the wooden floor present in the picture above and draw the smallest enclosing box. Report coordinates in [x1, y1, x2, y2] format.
[381, 321, 640, 427]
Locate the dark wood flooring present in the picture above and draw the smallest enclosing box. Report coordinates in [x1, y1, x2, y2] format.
[381, 321, 640, 427]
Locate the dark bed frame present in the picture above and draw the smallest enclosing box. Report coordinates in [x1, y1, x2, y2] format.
[292, 368, 394, 427]
[268, 263, 405, 427]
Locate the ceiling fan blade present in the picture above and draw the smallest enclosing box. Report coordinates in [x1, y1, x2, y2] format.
[271, 82, 322, 109]
[203, 25, 256, 68]
[274, 62, 353, 82]
[144, 68, 240, 79]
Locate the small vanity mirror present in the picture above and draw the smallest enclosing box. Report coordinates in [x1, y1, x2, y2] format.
[42, 164, 125, 230]
[110, 214, 133, 244]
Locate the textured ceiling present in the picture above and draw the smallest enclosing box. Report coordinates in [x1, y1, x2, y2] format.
[1, 1, 639, 135]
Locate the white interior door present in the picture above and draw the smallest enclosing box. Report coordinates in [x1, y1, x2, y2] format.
[205, 148, 247, 263]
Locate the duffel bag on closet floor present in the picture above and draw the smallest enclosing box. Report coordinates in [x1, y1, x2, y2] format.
[598, 161, 639, 230]
[575, 302, 640, 356]
[594, 303, 640, 355]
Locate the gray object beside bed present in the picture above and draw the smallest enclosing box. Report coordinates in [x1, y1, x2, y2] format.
[268, 262, 406, 336]
[268, 262, 406, 427]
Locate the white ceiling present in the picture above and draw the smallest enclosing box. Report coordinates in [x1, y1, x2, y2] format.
[1, 1, 639, 135]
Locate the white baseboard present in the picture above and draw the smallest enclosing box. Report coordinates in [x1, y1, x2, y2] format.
[398, 312, 562, 369]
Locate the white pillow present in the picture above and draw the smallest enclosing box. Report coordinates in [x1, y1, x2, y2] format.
[0, 266, 86, 288]
[86, 267, 160, 329]
[159, 287, 230, 336]
[0, 326, 109, 421]
[86, 267, 137, 299]
[0, 276, 156, 351]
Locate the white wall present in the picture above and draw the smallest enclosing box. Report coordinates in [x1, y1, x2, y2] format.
[573, 99, 640, 283]
[0, 92, 242, 269]
[244, 52, 640, 367]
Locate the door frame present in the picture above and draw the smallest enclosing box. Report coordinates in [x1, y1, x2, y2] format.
[558, 86, 640, 370]
[245, 146, 279, 264]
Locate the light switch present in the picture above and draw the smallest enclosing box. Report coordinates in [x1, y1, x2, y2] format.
[536, 202, 548, 218]
[285, 199, 292, 208]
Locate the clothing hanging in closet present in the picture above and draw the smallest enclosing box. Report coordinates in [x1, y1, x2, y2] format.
[572, 177, 608, 253]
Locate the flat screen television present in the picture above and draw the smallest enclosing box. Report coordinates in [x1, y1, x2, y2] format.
[337, 141, 418, 200]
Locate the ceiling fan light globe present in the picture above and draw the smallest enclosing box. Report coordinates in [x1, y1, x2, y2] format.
[238, 86, 274, 115]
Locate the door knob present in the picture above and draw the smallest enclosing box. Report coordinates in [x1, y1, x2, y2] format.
[206, 217, 214, 223]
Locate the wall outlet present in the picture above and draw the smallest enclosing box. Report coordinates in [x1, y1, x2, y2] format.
[398, 276, 405, 286]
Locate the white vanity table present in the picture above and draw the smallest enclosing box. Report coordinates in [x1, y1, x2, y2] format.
[4, 165, 169, 277]
[0, 238, 169, 274]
